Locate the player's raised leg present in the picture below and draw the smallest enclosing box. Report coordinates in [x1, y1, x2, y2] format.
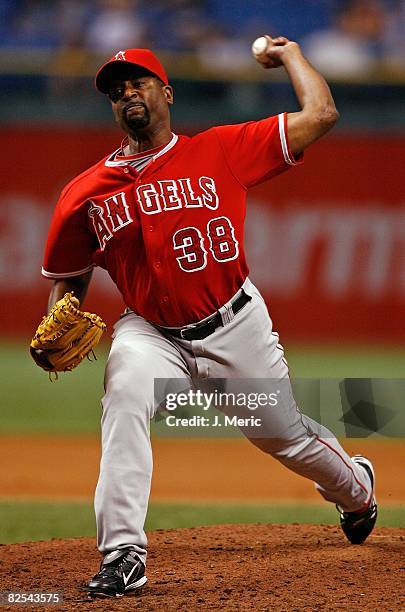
[185, 279, 376, 529]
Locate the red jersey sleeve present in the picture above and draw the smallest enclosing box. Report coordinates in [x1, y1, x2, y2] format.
[214, 112, 303, 189]
[42, 183, 96, 279]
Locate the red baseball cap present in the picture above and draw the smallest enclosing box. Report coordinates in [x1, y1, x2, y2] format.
[95, 49, 168, 93]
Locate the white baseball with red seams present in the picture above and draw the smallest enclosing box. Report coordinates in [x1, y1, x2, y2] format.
[251, 36, 269, 58]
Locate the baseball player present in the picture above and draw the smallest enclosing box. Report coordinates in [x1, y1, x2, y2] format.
[37, 37, 377, 598]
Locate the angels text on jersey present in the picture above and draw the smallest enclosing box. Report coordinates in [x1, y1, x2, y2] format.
[88, 176, 239, 272]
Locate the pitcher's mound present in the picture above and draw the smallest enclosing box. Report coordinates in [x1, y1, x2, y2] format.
[0, 524, 403, 610]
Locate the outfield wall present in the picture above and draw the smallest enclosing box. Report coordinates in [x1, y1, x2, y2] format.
[0, 127, 403, 342]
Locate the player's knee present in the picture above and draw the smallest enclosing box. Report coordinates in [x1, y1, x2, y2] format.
[103, 383, 153, 412]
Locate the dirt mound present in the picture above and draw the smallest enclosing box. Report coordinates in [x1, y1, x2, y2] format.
[0, 524, 403, 611]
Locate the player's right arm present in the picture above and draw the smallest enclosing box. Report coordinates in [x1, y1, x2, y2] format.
[41, 176, 99, 313]
[33, 173, 98, 367]
[31, 271, 93, 370]
[47, 270, 93, 312]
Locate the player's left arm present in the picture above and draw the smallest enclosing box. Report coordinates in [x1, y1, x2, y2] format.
[259, 36, 339, 156]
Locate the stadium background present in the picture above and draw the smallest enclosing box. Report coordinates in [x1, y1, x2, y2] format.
[0, 0, 404, 543]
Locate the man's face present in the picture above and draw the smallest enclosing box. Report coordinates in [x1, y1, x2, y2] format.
[107, 70, 173, 135]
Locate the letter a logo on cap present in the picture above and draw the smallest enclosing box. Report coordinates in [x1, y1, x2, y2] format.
[114, 51, 126, 61]
[95, 48, 169, 92]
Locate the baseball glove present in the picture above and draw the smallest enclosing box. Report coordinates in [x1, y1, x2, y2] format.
[30, 292, 106, 375]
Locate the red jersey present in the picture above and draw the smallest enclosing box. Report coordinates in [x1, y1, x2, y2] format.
[43, 113, 301, 326]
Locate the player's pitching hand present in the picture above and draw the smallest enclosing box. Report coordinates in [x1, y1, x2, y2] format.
[251, 35, 299, 69]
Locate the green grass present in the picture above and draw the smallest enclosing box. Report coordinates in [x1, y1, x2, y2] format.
[0, 501, 403, 544]
[1, 340, 404, 434]
[1, 341, 106, 434]
[286, 345, 405, 378]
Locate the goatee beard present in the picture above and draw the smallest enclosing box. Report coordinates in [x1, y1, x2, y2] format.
[126, 109, 150, 131]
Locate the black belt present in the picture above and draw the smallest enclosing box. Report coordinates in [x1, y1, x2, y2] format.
[161, 290, 251, 341]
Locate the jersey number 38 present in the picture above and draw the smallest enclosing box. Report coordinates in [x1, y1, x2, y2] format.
[173, 216, 239, 272]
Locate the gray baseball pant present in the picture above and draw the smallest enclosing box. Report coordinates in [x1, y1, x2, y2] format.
[94, 278, 372, 563]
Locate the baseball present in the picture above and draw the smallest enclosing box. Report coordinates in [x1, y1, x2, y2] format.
[251, 36, 269, 59]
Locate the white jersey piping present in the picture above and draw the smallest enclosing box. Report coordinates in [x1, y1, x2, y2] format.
[278, 113, 299, 166]
[41, 264, 94, 279]
[104, 133, 178, 167]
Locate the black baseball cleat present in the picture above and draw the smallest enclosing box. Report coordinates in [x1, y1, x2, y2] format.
[338, 455, 378, 545]
[87, 548, 147, 598]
